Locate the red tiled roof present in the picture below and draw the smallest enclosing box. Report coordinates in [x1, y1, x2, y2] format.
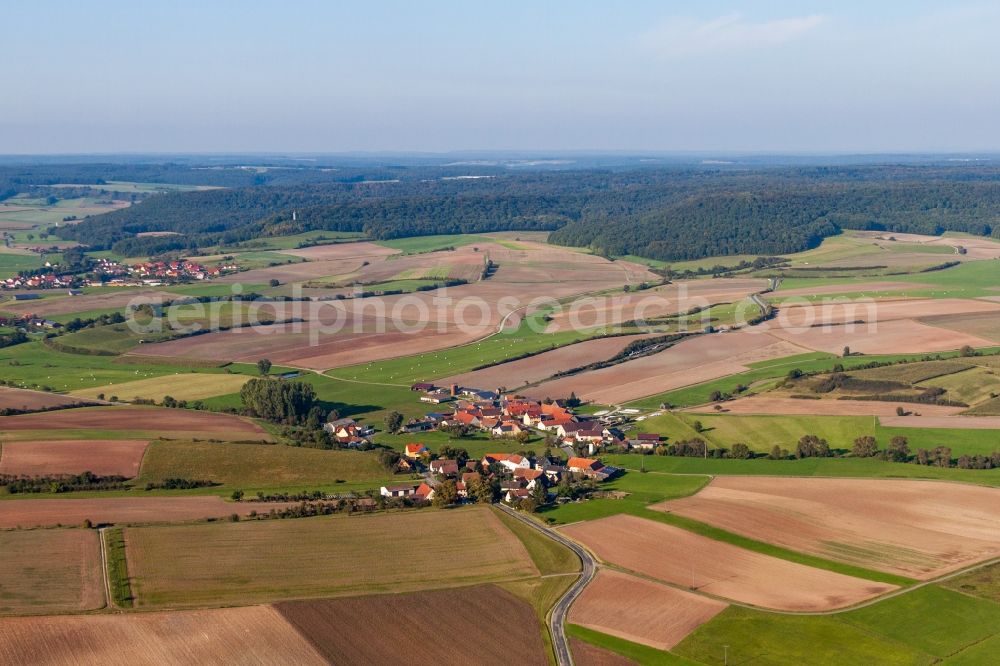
[567, 457, 602, 471]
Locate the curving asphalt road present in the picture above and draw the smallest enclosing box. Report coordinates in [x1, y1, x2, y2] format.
[499, 504, 596, 666]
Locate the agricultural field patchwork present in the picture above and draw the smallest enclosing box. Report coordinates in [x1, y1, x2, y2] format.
[655, 477, 1000, 579]
[561, 514, 897, 611]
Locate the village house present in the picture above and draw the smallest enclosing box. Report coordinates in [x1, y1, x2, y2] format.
[429, 459, 460, 476]
[413, 483, 435, 502]
[404, 443, 429, 459]
[629, 433, 662, 450]
[380, 484, 417, 498]
[567, 457, 606, 477]
[481, 453, 532, 473]
[323, 418, 374, 441]
[504, 488, 531, 503]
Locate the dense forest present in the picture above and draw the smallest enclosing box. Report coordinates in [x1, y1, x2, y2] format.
[11, 162, 1000, 261]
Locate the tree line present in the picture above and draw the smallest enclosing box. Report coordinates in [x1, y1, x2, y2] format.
[51, 164, 1000, 262]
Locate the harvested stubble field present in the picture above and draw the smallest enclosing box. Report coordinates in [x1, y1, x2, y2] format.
[561, 514, 896, 611]
[688, 396, 964, 417]
[527, 331, 807, 404]
[655, 477, 1000, 579]
[776, 281, 919, 298]
[0, 605, 329, 665]
[71, 373, 251, 403]
[878, 414, 1000, 429]
[763, 317, 994, 355]
[0, 387, 91, 412]
[0, 406, 268, 439]
[0, 439, 148, 477]
[0, 530, 103, 615]
[274, 585, 547, 665]
[542, 278, 767, 333]
[919, 311, 1000, 343]
[276, 240, 400, 261]
[124, 506, 537, 607]
[568, 569, 727, 650]
[3, 289, 180, 317]
[440, 333, 660, 390]
[0, 497, 285, 529]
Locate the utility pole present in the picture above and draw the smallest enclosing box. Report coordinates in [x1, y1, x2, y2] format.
[724, 644, 729, 666]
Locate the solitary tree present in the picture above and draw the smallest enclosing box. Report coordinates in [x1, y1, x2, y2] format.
[384, 410, 404, 434]
[842, 346, 851, 357]
[257, 358, 272, 376]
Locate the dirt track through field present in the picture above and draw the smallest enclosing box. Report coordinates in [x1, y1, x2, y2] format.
[655, 477, 1000, 579]
[561, 514, 896, 611]
[569, 569, 727, 650]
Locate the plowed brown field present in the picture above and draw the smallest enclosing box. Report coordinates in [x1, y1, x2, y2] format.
[0, 439, 149, 477]
[571, 639, 636, 666]
[569, 570, 727, 650]
[441, 333, 660, 390]
[0, 387, 91, 412]
[561, 514, 896, 611]
[275, 585, 546, 665]
[655, 477, 1000, 579]
[0, 606, 327, 665]
[0, 406, 267, 439]
[527, 331, 805, 404]
[0, 497, 284, 528]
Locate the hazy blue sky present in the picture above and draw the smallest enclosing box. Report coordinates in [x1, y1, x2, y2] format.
[3, 1, 999, 153]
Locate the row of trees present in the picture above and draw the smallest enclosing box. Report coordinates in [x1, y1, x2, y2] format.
[645, 432, 1000, 470]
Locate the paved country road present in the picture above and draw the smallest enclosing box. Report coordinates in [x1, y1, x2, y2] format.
[498, 504, 596, 666]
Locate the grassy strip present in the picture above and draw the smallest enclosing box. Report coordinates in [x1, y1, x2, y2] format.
[566, 624, 704, 665]
[494, 508, 581, 666]
[648, 510, 915, 587]
[104, 527, 134, 608]
[494, 508, 580, 576]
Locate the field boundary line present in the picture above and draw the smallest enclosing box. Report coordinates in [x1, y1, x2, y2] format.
[98, 527, 116, 611]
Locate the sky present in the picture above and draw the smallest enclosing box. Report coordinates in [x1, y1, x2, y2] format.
[2, 0, 999, 154]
